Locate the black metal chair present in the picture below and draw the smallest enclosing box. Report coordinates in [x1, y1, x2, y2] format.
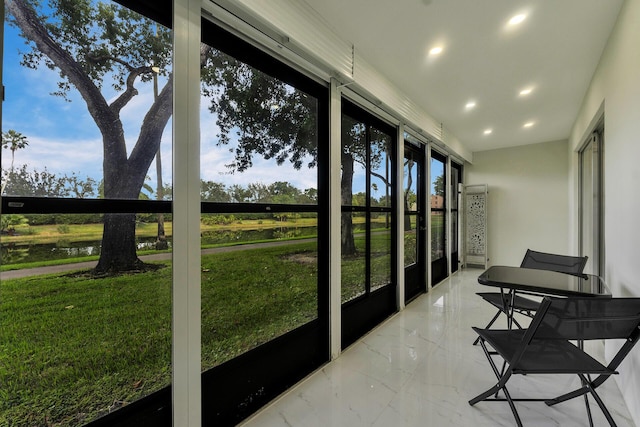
[469, 296, 640, 427]
[475, 250, 588, 339]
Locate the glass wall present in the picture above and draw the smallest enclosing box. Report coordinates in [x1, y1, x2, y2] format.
[403, 138, 426, 301]
[199, 44, 320, 368]
[1, 0, 173, 425]
[340, 100, 396, 348]
[451, 161, 463, 273]
[198, 18, 328, 425]
[430, 150, 447, 285]
[1, 0, 467, 424]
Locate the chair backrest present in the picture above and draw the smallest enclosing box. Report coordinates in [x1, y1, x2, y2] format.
[532, 297, 640, 342]
[520, 249, 588, 276]
[510, 296, 640, 377]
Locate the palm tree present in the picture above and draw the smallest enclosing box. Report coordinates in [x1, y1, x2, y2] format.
[1, 129, 29, 194]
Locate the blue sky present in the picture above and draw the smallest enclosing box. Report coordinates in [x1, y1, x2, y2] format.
[3, 0, 438, 203]
[1, 4, 318, 199]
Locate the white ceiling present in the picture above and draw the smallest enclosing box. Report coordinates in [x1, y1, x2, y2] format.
[302, 0, 624, 153]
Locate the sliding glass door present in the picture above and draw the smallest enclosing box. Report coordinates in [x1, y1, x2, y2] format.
[198, 18, 329, 426]
[404, 141, 426, 302]
[341, 100, 396, 348]
[450, 161, 463, 273]
[430, 150, 447, 285]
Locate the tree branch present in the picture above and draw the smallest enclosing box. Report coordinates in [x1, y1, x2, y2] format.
[85, 52, 136, 71]
[6, 0, 127, 163]
[370, 170, 391, 188]
[125, 75, 173, 194]
[110, 66, 154, 114]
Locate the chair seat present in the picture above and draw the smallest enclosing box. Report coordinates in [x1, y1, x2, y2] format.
[477, 292, 540, 313]
[472, 327, 615, 375]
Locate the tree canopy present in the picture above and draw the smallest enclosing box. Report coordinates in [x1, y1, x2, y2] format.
[7, 0, 174, 271]
[5, 0, 367, 269]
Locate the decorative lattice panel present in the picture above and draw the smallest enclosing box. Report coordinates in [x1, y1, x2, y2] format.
[463, 185, 488, 267]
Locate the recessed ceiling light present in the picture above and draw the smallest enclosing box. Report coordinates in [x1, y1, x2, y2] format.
[429, 46, 443, 55]
[519, 88, 533, 96]
[508, 14, 527, 26]
[523, 121, 535, 128]
[484, 129, 493, 135]
[465, 101, 476, 109]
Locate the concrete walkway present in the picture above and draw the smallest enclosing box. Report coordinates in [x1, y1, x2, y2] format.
[0, 239, 315, 280]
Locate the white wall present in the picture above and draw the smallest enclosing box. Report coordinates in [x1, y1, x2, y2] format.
[568, 0, 640, 424]
[465, 140, 570, 267]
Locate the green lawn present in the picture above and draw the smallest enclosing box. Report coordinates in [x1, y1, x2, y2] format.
[0, 265, 172, 426]
[0, 242, 319, 427]
[1, 218, 321, 247]
[0, 219, 394, 426]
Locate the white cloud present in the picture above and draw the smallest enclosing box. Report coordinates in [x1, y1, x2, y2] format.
[2, 135, 103, 178]
[197, 94, 318, 191]
[3, 40, 318, 196]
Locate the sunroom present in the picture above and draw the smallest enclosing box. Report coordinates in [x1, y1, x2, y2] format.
[1, 0, 639, 426]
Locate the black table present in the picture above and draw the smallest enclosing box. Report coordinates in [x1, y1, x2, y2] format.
[478, 265, 610, 298]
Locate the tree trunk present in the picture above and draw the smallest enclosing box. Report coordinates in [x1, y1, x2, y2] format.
[95, 213, 144, 272]
[8, 0, 173, 274]
[341, 153, 357, 256]
[156, 214, 168, 250]
[94, 79, 172, 273]
[404, 159, 413, 232]
[155, 147, 168, 250]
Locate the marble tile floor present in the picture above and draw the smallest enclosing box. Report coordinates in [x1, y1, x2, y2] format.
[241, 268, 636, 427]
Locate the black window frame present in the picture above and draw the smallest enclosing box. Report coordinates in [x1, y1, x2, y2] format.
[430, 149, 448, 285]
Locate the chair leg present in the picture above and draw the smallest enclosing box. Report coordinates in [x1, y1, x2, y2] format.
[469, 383, 501, 406]
[546, 386, 589, 406]
[469, 339, 524, 427]
[580, 374, 618, 427]
[546, 372, 611, 406]
[473, 310, 502, 345]
[584, 393, 595, 427]
[547, 375, 618, 427]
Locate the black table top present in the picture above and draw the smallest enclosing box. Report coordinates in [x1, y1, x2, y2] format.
[478, 265, 610, 297]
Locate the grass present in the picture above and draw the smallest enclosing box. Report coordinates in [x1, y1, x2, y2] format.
[341, 230, 392, 302]
[0, 218, 393, 426]
[200, 242, 318, 368]
[0, 218, 322, 271]
[0, 266, 172, 426]
[0, 241, 319, 427]
[1, 217, 321, 247]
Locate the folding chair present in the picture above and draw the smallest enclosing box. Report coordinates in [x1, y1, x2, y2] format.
[474, 250, 588, 343]
[469, 296, 640, 427]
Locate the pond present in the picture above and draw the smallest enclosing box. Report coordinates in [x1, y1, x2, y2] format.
[0, 226, 322, 265]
